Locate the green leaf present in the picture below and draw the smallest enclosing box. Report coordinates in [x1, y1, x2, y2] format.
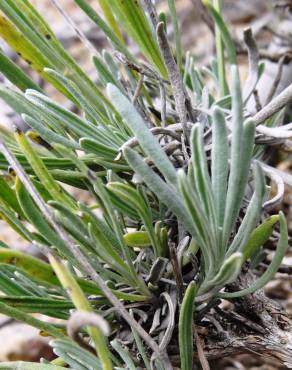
[0, 248, 143, 302]
[107, 182, 162, 256]
[0, 247, 58, 284]
[203, 0, 237, 64]
[52, 338, 102, 370]
[43, 68, 107, 124]
[0, 0, 110, 114]
[201, 252, 244, 293]
[108, 0, 167, 77]
[223, 66, 256, 247]
[0, 14, 52, 77]
[178, 170, 213, 271]
[211, 107, 228, 228]
[49, 255, 113, 370]
[15, 176, 79, 266]
[80, 137, 118, 159]
[93, 55, 122, 89]
[111, 339, 137, 370]
[190, 125, 217, 239]
[108, 84, 177, 186]
[97, 0, 123, 41]
[179, 281, 197, 370]
[24, 90, 101, 142]
[0, 47, 41, 91]
[0, 299, 64, 338]
[22, 114, 80, 150]
[220, 212, 288, 298]
[14, 129, 76, 210]
[0, 175, 24, 217]
[123, 147, 195, 239]
[211, 0, 228, 96]
[0, 363, 66, 370]
[74, 0, 132, 60]
[227, 162, 266, 256]
[88, 222, 134, 282]
[0, 296, 74, 314]
[0, 265, 31, 295]
[243, 215, 280, 260]
[123, 231, 152, 248]
[0, 201, 33, 241]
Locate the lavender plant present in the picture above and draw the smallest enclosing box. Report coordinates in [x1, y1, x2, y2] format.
[0, 0, 290, 369]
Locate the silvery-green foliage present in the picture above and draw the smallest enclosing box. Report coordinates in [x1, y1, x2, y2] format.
[0, 1, 289, 369]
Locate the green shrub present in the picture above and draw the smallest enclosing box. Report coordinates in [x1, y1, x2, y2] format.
[0, 0, 289, 369]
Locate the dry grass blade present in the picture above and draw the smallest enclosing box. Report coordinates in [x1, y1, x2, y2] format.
[156, 22, 189, 143]
[194, 325, 210, 370]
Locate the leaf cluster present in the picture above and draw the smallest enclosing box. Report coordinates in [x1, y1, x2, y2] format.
[0, 1, 289, 369]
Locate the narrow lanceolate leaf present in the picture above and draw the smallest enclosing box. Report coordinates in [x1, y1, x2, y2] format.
[22, 114, 80, 150]
[223, 66, 244, 246]
[225, 119, 256, 248]
[93, 55, 122, 89]
[227, 162, 266, 257]
[52, 338, 103, 370]
[24, 90, 101, 141]
[107, 182, 162, 257]
[123, 147, 195, 237]
[0, 202, 33, 241]
[178, 170, 214, 272]
[179, 281, 197, 370]
[202, 0, 236, 64]
[0, 247, 102, 295]
[97, 0, 123, 42]
[201, 252, 244, 293]
[0, 300, 64, 338]
[243, 215, 280, 260]
[211, 107, 228, 227]
[74, 0, 132, 60]
[0, 0, 111, 114]
[0, 47, 41, 91]
[14, 129, 76, 210]
[191, 125, 217, 237]
[43, 68, 107, 123]
[223, 67, 256, 247]
[0, 86, 40, 118]
[108, 0, 167, 77]
[0, 14, 52, 76]
[0, 176, 24, 217]
[0, 296, 74, 314]
[123, 231, 152, 248]
[80, 137, 118, 159]
[220, 212, 288, 298]
[0, 265, 32, 296]
[0, 362, 66, 369]
[89, 222, 135, 282]
[108, 84, 177, 186]
[15, 177, 78, 265]
[111, 339, 137, 370]
[49, 255, 113, 370]
[212, 0, 227, 96]
[0, 247, 59, 285]
[0, 0, 63, 70]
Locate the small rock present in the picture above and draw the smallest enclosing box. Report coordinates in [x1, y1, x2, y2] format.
[0, 322, 54, 362]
